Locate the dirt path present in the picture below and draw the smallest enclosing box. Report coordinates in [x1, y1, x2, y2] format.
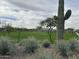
[11, 45, 27, 59]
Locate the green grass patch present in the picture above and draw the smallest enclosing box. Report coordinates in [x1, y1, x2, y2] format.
[0, 31, 78, 43]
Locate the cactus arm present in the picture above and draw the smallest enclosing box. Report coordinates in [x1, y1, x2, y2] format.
[64, 10, 72, 20]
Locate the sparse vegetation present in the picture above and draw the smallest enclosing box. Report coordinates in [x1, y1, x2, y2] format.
[20, 37, 39, 54]
[68, 39, 79, 52]
[0, 36, 16, 55]
[56, 39, 79, 58]
[0, 0, 78, 59]
[57, 42, 70, 57]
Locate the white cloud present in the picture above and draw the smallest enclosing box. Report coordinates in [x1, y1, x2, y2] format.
[0, 0, 45, 28]
[0, 0, 78, 29]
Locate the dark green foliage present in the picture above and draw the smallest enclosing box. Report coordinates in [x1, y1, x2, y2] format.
[40, 18, 56, 27]
[54, 16, 58, 21]
[42, 41, 50, 48]
[54, 10, 72, 21]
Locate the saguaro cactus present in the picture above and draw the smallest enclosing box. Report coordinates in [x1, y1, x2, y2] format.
[57, 0, 72, 41]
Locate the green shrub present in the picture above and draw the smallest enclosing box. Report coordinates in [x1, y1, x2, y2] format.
[42, 40, 51, 48]
[20, 37, 39, 54]
[57, 42, 70, 57]
[0, 36, 16, 55]
[57, 40, 79, 57]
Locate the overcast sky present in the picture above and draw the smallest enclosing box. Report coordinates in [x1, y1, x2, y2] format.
[0, 0, 79, 29]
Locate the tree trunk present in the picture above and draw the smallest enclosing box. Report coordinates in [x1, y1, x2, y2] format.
[48, 27, 52, 43]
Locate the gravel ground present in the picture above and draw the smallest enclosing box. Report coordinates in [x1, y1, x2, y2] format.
[0, 45, 54, 59]
[0, 44, 79, 59]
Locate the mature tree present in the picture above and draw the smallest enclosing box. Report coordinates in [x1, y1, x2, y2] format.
[36, 26, 42, 30]
[40, 17, 56, 43]
[40, 0, 72, 43]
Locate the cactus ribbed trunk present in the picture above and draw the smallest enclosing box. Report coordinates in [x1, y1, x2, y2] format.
[57, 0, 64, 40]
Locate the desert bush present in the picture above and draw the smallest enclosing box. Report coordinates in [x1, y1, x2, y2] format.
[69, 42, 77, 51]
[56, 39, 79, 57]
[68, 40, 79, 52]
[57, 42, 70, 57]
[42, 40, 51, 48]
[20, 37, 39, 54]
[0, 36, 16, 55]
